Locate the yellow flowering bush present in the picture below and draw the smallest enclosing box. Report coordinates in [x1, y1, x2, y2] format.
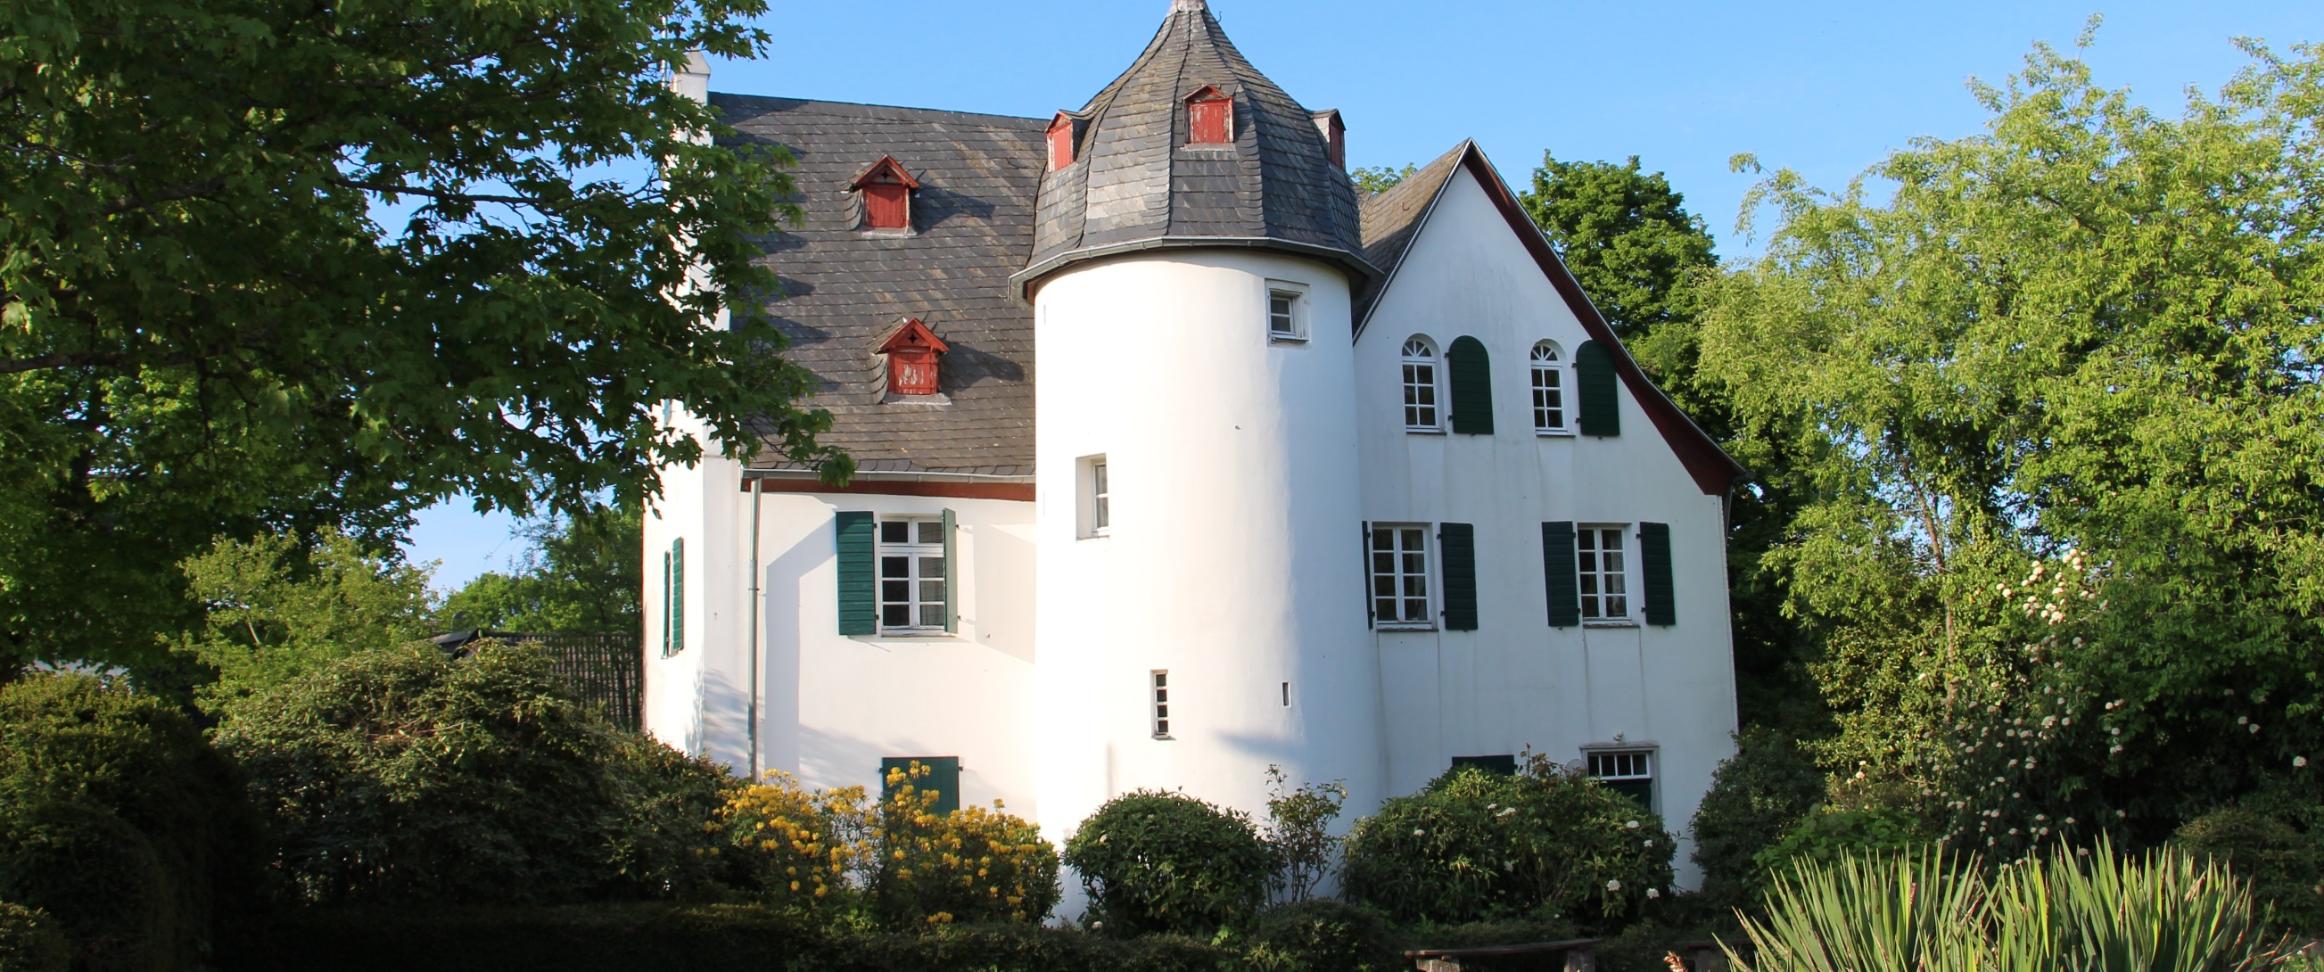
[717, 771, 876, 916]
[872, 762, 1060, 927]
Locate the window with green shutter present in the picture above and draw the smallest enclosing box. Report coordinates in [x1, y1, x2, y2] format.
[669, 538, 685, 655]
[1446, 336, 1495, 435]
[1640, 522, 1676, 626]
[835, 512, 876, 636]
[1439, 522, 1478, 631]
[1575, 340, 1620, 437]
[880, 756, 962, 815]
[1542, 522, 1580, 627]
[1587, 750, 1656, 813]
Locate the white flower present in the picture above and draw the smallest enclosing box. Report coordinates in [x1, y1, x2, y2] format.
[1412, 828, 1426, 837]
[2295, 756, 2309, 769]
[1606, 879, 1622, 892]
[1646, 888, 1661, 900]
[2249, 724, 2262, 734]
[1643, 839, 1655, 848]
[1625, 820, 1641, 830]
[1497, 807, 1518, 818]
[1098, 834, 1109, 844]
[2238, 716, 2249, 726]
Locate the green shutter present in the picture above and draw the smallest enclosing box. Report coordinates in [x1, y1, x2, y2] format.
[835, 512, 876, 636]
[670, 538, 685, 654]
[880, 756, 962, 815]
[661, 550, 673, 656]
[1446, 336, 1495, 435]
[1361, 521, 1374, 630]
[1576, 340, 1620, 437]
[941, 509, 958, 635]
[1641, 521, 1676, 626]
[1543, 522, 1580, 628]
[1608, 779, 1654, 812]
[1440, 522, 1478, 631]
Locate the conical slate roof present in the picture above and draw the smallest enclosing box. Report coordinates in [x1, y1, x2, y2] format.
[1016, 0, 1373, 288]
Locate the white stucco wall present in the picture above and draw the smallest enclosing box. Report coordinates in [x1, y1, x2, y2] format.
[1031, 250, 1386, 853]
[1354, 165, 1739, 885]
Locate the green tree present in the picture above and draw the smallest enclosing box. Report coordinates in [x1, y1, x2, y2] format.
[438, 501, 645, 635]
[0, 0, 847, 676]
[1695, 36, 2324, 846]
[1351, 164, 1417, 195]
[174, 532, 436, 710]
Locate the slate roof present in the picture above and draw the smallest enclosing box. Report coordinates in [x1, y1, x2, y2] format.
[1017, 0, 1372, 288]
[716, 95, 1047, 477]
[1353, 141, 1469, 323]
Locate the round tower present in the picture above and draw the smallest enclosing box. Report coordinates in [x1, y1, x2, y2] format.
[1023, 0, 1384, 852]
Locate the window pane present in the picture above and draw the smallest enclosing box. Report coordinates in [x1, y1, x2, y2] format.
[881, 522, 909, 544]
[920, 556, 946, 579]
[882, 580, 909, 601]
[917, 521, 943, 544]
[882, 605, 909, 626]
[920, 580, 944, 602]
[918, 604, 945, 627]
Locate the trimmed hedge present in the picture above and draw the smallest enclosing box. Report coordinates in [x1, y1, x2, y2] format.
[0, 902, 69, 972]
[222, 905, 1237, 972]
[1238, 900, 1401, 972]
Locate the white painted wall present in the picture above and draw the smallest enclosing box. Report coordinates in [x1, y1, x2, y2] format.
[1031, 250, 1386, 855]
[1354, 165, 1739, 886]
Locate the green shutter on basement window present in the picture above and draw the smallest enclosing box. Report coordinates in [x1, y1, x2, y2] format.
[670, 537, 685, 654]
[835, 512, 876, 636]
[1543, 522, 1580, 628]
[941, 509, 958, 635]
[1440, 522, 1478, 631]
[1641, 521, 1676, 626]
[880, 756, 961, 815]
[1575, 340, 1620, 437]
[1446, 336, 1495, 435]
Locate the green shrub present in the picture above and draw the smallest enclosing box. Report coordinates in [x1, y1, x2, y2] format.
[1342, 757, 1675, 928]
[1236, 899, 1399, 972]
[0, 673, 252, 971]
[0, 902, 69, 972]
[1061, 790, 1271, 935]
[839, 923, 1230, 972]
[1260, 766, 1348, 903]
[1690, 728, 1826, 913]
[215, 641, 720, 906]
[600, 733, 749, 901]
[2175, 795, 2324, 936]
[1751, 806, 1923, 881]
[1731, 841, 2301, 972]
[872, 762, 1061, 927]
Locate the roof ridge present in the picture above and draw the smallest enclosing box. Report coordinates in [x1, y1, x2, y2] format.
[708, 92, 1045, 126]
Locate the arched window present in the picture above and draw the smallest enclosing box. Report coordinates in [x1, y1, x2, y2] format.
[1401, 337, 1441, 432]
[1530, 341, 1568, 434]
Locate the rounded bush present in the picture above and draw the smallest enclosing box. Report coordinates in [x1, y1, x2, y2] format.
[874, 763, 1061, 927]
[1237, 899, 1399, 972]
[214, 642, 661, 905]
[1752, 807, 1924, 881]
[1690, 728, 1827, 912]
[601, 733, 749, 901]
[0, 673, 252, 970]
[0, 902, 70, 972]
[1342, 761, 1675, 928]
[2175, 802, 2323, 936]
[1061, 791, 1270, 935]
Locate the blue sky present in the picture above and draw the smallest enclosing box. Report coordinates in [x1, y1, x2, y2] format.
[402, 0, 2314, 590]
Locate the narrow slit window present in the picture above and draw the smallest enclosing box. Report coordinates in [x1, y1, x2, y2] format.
[1080, 455, 1110, 539]
[1151, 671, 1171, 738]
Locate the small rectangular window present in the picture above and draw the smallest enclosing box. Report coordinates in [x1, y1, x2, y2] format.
[877, 516, 947, 633]
[1266, 284, 1307, 342]
[1079, 455, 1110, 539]
[1577, 525, 1630, 620]
[1151, 671, 1171, 738]
[1369, 524, 1433, 628]
[1587, 749, 1656, 811]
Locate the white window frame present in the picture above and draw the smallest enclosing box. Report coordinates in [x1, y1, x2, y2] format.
[1576, 524, 1633, 623]
[1531, 341, 1570, 435]
[1151, 670, 1172, 739]
[1369, 523, 1435, 630]
[1266, 280, 1309, 343]
[1078, 455, 1110, 539]
[1401, 337, 1443, 433]
[1585, 747, 1658, 810]
[876, 516, 948, 634]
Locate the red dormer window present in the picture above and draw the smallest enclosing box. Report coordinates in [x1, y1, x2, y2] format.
[1187, 86, 1233, 145]
[878, 318, 950, 397]
[849, 156, 921, 231]
[1047, 113, 1077, 171]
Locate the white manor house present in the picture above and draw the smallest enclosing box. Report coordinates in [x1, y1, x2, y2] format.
[644, 0, 1746, 884]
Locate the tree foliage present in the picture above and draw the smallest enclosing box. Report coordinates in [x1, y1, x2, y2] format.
[174, 531, 437, 710]
[0, 0, 847, 674]
[1696, 37, 2324, 841]
[438, 501, 644, 635]
[1351, 164, 1417, 195]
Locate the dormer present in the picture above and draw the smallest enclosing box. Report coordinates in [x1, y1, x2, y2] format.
[877, 318, 950, 397]
[1186, 86, 1233, 146]
[1047, 112, 1087, 172]
[849, 156, 920, 232]
[1312, 109, 1346, 170]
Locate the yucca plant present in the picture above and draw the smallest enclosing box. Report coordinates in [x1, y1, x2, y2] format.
[1730, 839, 2303, 972]
[1727, 848, 1986, 972]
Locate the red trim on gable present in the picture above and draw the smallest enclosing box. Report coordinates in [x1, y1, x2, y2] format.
[741, 478, 1034, 502]
[1399, 146, 1747, 496]
[848, 155, 921, 190]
